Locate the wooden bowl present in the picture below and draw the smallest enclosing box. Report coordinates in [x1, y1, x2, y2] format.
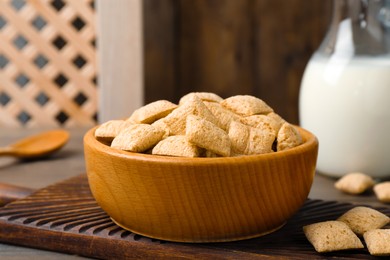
[84, 126, 318, 242]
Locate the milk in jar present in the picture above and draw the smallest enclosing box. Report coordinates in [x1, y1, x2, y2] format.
[299, 54, 390, 177]
[299, 0, 390, 178]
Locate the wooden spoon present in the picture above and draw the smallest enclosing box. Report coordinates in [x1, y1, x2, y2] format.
[0, 130, 70, 159]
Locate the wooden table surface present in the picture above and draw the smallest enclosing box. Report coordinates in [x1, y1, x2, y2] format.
[0, 127, 387, 259]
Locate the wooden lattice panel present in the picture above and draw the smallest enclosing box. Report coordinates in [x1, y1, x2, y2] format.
[0, 0, 97, 127]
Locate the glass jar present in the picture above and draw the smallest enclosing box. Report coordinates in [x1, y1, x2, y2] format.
[299, 0, 390, 178]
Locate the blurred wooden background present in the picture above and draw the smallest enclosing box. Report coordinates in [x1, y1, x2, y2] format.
[143, 0, 332, 124]
[0, 0, 331, 127]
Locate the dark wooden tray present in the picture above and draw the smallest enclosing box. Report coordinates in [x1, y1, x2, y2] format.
[0, 175, 388, 259]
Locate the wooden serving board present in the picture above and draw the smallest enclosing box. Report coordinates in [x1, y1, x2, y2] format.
[0, 175, 388, 259]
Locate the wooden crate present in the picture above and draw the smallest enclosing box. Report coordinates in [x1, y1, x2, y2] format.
[0, 0, 97, 127]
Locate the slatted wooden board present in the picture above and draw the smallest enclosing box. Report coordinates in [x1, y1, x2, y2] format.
[0, 175, 388, 259]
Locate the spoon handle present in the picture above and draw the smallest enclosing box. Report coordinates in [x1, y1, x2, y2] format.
[0, 182, 35, 207]
[0, 147, 13, 157]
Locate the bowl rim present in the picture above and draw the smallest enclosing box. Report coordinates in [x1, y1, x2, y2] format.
[84, 125, 318, 164]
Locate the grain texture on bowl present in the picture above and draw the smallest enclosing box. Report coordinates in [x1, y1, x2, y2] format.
[84, 126, 318, 242]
